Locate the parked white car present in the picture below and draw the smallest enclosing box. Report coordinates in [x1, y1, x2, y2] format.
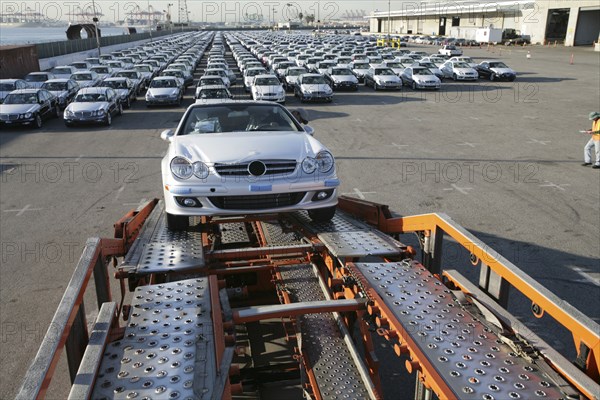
[440, 61, 479, 81]
[251, 75, 286, 103]
[448, 56, 478, 68]
[438, 45, 463, 56]
[400, 66, 441, 90]
[160, 101, 339, 230]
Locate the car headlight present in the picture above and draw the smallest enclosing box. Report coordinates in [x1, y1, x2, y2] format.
[23, 112, 32, 119]
[324, 87, 332, 94]
[171, 157, 193, 179]
[96, 109, 105, 116]
[303, 88, 312, 94]
[316, 151, 334, 173]
[65, 109, 74, 117]
[193, 161, 209, 179]
[302, 157, 317, 174]
[146, 92, 154, 99]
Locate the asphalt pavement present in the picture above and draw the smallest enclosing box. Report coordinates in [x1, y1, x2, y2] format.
[0, 41, 598, 399]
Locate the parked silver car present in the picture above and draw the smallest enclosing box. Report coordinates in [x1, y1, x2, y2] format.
[41, 79, 80, 108]
[0, 79, 30, 103]
[145, 76, 184, 107]
[0, 88, 60, 128]
[24, 72, 56, 89]
[63, 87, 123, 126]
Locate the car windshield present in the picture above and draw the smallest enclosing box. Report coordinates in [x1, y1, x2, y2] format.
[92, 67, 109, 73]
[420, 63, 436, 68]
[286, 69, 304, 76]
[26, 75, 47, 82]
[73, 74, 92, 81]
[385, 63, 402, 68]
[75, 93, 106, 102]
[0, 83, 16, 90]
[200, 89, 228, 99]
[302, 76, 326, 84]
[375, 69, 394, 76]
[117, 72, 137, 79]
[255, 77, 280, 85]
[3, 93, 37, 104]
[453, 62, 470, 68]
[181, 104, 300, 134]
[165, 71, 183, 77]
[353, 63, 369, 69]
[104, 80, 128, 89]
[489, 62, 508, 68]
[136, 66, 152, 72]
[201, 78, 223, 85]
[53, 68, 72, 75]
[151, 79, 177, 88]
[413, 68, 432, 76]
[42, 82, 67, 90]
[332, 68, 351, 75]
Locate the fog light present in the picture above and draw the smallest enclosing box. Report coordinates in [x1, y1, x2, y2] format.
[183, 198, 197, 207]
[316, 191, 329, 200]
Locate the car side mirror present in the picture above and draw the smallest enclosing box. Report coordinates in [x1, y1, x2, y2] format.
[303, 125, 315, 136]
[160, 129, 174, 141]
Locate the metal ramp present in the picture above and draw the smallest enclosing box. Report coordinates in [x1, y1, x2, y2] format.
[347, 261, 566, 400]
[278, 264, 374, 400]
[89, 278, 216, 400]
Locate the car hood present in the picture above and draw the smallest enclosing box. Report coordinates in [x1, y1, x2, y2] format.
[148, 88, 180, 96]
[454, 68, 477, 74]
[113, 88, 130, 97]
[0, 104, 39, 114]
[490, 67, 515, 74]
[352, 68, 369, 75]
[413, 74, 440, 82]
[375, 75, 401, 82]
[254, 85, 283, 94]
[66, 102, 108, 112]
[301, 84, 331, 91]
[285, 76, 299, 83]
[47, 90, 69, 98]
[171, 131, 323, 163]
[75, 80, 95, 87]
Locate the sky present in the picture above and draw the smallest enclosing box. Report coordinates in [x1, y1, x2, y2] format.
[2, 0, 402, 23]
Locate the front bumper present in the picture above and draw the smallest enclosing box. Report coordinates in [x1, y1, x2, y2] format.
[254, 94, 286, 103]
[299, 91, 333, 102]
[375, 81, 402, 90]
[331, 81, 358, 90]
[146, 96, 179, 105]
[414, 81, 441, 89]
[163, 179, 339, 216]
[455, 74, 478, 81]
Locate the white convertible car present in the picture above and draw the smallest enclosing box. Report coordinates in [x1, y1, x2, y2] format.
[161, 101, 339, 230]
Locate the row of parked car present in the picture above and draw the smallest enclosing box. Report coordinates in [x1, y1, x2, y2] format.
[213, 31, 518, 103]
[0, 31, 222, 128]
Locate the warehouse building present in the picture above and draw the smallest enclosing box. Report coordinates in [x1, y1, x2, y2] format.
[368, 0, 600, 46]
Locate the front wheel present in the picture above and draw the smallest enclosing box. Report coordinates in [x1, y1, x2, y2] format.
[117, 104, 123, 116]
[54, 105, 61, 118]
[166, 213, 189, 231]
[104, 112, 112, 126]
[453, 73, 457, 81]
[33, 114, 43, 129]
[490, 73, 496, 81]
[308, 206, 336, 223]
[412, 81, 417, 90]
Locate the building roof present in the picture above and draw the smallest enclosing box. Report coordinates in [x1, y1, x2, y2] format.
[369, 0, 534, 18]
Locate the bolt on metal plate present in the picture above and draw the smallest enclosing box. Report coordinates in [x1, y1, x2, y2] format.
[91, 278, 215, 400]
[135, 218, 204, 275]
[352, 261, 564, 399]
[279, 264, 370, 400]
[318, 231, 401, 258]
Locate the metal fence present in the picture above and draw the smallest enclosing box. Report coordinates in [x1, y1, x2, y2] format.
[35, 29, 195, 59]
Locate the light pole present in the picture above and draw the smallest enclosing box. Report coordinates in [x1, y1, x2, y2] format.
[387, 0, 391, 44]
[148, 0, 153, 42]
[167, 3, 173, 33]
[91, 0, 101, 56]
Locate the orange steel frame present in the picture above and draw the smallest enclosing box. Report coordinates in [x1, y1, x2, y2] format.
[337, 196, 600, 398]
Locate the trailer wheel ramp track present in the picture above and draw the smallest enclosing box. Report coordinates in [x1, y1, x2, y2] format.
[278, 264, 375, 400]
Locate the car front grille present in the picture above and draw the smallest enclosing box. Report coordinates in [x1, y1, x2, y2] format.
[214, 160, 297, 176]
[1, 114, 19, 121]
[208, 192, 306, 210]
[75, 111, 93, 117]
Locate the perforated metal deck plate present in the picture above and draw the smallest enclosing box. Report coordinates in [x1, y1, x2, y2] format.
[260, 221, 305, 246]
[352, 261, 564, 400]
[318, 231, 402, 258]
[219, 223, 250, 245]
[292, 211, 366, 233]
[92, 278, 215, 400]
[278, 264, 370, 400]
[135, 218, 204, 275]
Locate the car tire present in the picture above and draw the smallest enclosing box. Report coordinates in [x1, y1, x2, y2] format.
[453, 73, 457, 81]
[490, 73, 496, 81]
[509, 77, 516, 82]
[125, 98, 131, 109]
[308, 206, 336, 223]
[104, 112, 112, 126]
[33, 114, 43, 129]
[166, 213, 189, 231]
[117, 104, 123, 116]
[54, 105, 61, 118]
[412, 81, 417, 90]
[373, 82, 378, 91]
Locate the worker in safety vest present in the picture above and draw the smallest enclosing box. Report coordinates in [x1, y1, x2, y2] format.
[583, 111, 600, 169]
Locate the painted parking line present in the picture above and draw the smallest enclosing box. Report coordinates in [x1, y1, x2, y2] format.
[539, 181, 570, 191]
[443, 184, 473, 195]
[572, 267, 600, 287]
[123, 198, 149, 209]
[341, 189, 377, 200]
[3, 204, 43, 216]
[457, 142, 478, 148]
[526, 138, 551, 145]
